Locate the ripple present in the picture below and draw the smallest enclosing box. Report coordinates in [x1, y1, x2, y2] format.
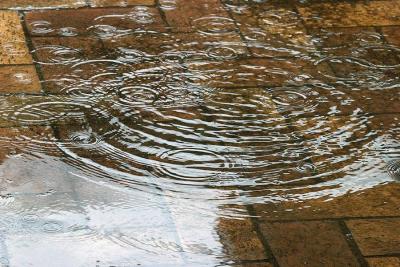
[159, 0, 177, 10]
[258, 9, 300, 29]
[271, 90, 307, 106]
[42, 221, 64, 233]
[13, 72, 33, 84]
[193, 16, 237, 35]
[127, 7, 155, 24]
[154, 148, 233, 183]
[33, 45, 83, 65]
[9, 101, 89, 124]
[58, 27, 78, 37]
[29, 20, 54, 35]
[117, 85, 158, 107]
[68, 131, 102, 147]
[295, 162, 316, 174]
[206, 46, 239, 60]
[88, 24, 131, 39]
[386, 160, 400, 180]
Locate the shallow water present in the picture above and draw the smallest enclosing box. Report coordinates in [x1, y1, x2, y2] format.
[0, 0, 399, 266]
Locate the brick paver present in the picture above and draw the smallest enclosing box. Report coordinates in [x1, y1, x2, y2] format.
[367, 257, 400, 267]
[90, 0, 155, 7]
[0, 0, 86, 9]
[162, 0, 231, 32]
[218, 217, 267, 262]
[382, 26, 400, 47]
[0, 11, 32, 64]
[0, 65, 41, 93]
[25, 7, 167, 37]
[259, 221, 361, 267]
[297, 1, 400, 28]
[346, 219, 400, 256]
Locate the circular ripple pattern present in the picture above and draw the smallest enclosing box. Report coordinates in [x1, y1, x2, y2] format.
[193, 16, 237, 35]
[154, 148, 233, 184]
[386, 160, 400, 180]
[2, 17, 396, 210]
[34, 45, 83, 65]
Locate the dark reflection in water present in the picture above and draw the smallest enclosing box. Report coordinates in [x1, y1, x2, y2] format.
[0, 0, 399, 266]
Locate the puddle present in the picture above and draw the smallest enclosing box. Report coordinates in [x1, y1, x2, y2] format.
[0, 1, 399, 266]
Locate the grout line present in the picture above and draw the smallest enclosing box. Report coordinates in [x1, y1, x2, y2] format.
[154, 0, 171, 30]
[247, 205, 281, 267]
[18, 11, 47, 95]
[338, 220, 370, 267]
[220, 0, 253, 56]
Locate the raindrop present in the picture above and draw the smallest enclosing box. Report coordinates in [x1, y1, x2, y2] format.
[58, 27, 78, 37]
[30, 20, 54, 35]
[193, 16, 237, 35]
[386, 160, 400, 180]
[159, 0, 177, 10]
[42, 221, 63, 233]
[13, 72, 32, 84]
[34, 45, 83, 65]
[127, 7, 154, 24]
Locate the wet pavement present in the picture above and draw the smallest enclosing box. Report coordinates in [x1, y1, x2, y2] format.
[0, 0, 399, 266]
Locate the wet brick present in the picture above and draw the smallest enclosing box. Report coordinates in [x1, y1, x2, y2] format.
[188, 58, 333, 88]
[251, 183, 400, 221]
[0, 65, 41, 94]
[367, 257, 400, 267]
[346, 218, 400, 256]
[298, 1, 400, 28]
[259, 221, 360, 267]
[25, 7, 167, 37]
[0, 11, 32, 64]
[102, 31, 247, 61]
[382, 26, 400, 47]
[0, 0, 86, 9]
[90, 0, 155, 7]
[218, 217, 267, 261]
[231, 3, 313, 57]
[162, 0, 232, 32]
[31, 37, 107, 93]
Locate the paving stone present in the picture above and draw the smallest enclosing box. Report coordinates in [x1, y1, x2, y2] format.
[323, 55, 400, 83]
[382, 26, 400, 47]
[297, 1, 400, 28]
[103, 31, 247, 61]
[162, 0, 232, 32]
[267, 84, 400, 119]
[90, 0, 155, 7]
[217, 217, 267, 261]
[25, 7, 166, 37]
[187, 58, 333, 88]
[346, 219, 400, 256]
[0, 65, 41, 94]
[231, 3, 314, 57]
[31, 37, 107, 93]
[252, 183, 400, 221]
[310, 27, 400, 69]
[0, 11, 32, 65]
[0, 0, 86, 9]
[259, 221, 360, 267]
[0, 94, 88, 127]
[367, 257, 400, 267]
